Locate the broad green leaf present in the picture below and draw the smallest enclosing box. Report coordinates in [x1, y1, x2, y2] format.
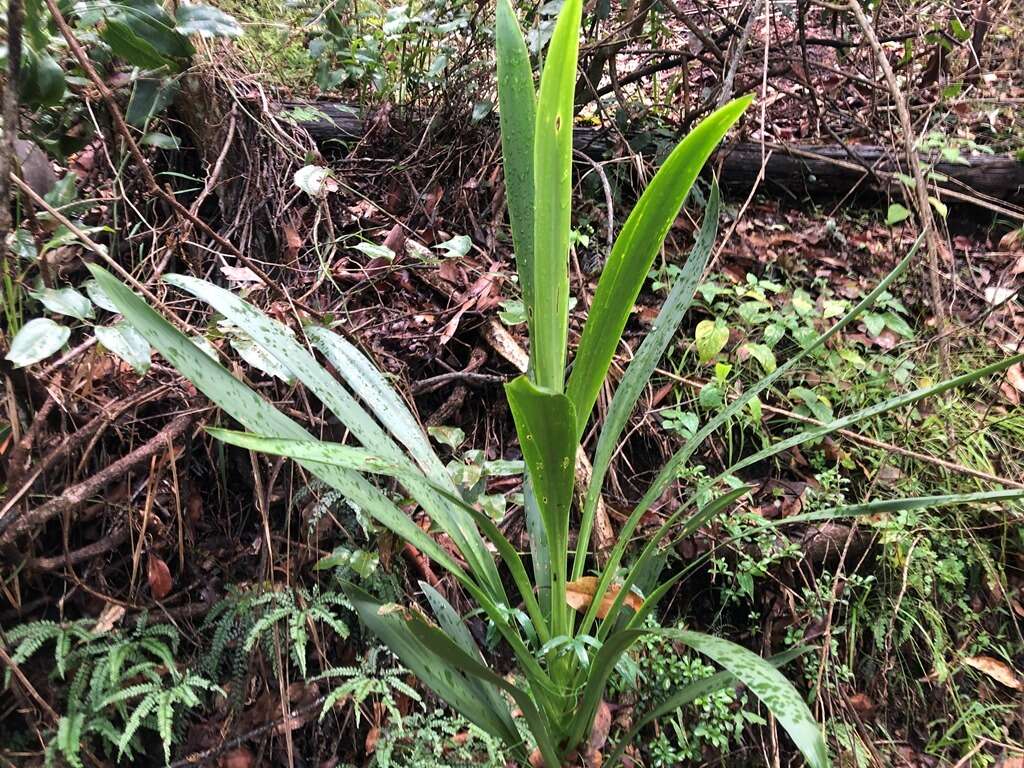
[566, 96, 752, 435]
[31, 287, 94, 321]
[174, 2, 243, 37]
[341, 582, 521, 748]
[742, 342, 777, 373]
[294, 165, 339, 197]
[101, 19, 174, 70]
[5, 318, 69, 367]
[165, 274, 502, 599]
[434, 234, 472, 258]
[308, 326, 454, 489]
[23, 50, 66, 107]
[109, 0, 195, 61]
[84, 279, 122, 313]
[886, 203, 911, 225]
[573, 185, 719, 581]
[505, 376, 577, 632]
[95, 322, 151, 374]
[695, 318, 729, 364]
[419, 583, 521, 741]
[126, 78, 180, 128]
[495, 0, 537, 336]
[666, 629, 829, 768]
[531, 0, 582, 391]
[405, 613, 561, 767]
[604, 646, 810, 768]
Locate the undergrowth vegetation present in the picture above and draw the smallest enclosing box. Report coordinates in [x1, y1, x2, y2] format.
[3, 0, 1024, 766]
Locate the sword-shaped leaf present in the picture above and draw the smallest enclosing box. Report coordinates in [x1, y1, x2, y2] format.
[566, 97, 751, 436]
[531, 0, 582, 391]
[496, 0, 536, 334]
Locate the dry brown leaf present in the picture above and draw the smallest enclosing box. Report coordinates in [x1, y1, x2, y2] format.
[365, 725, 380, 754]
[92, 603, 126, 635]
[565, 577, 642, 619]
[218, 747, 255, 768]
[963, 655, 1024, 690]
[147, 555, 173, 600]
[1007, 363, 1024, 394]
[847, 692, 875, 716]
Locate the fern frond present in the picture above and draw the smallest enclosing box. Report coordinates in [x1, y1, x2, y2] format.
[118, 694, 157, 758]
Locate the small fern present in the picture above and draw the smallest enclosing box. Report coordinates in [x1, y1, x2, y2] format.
[6, 617, 216, 766]
[204, 584, 352, 687]
[316, 646, 421, 726]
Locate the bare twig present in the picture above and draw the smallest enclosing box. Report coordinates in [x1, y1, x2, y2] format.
[0, 0, 24, 300]
[845, 0, 952, 377]
[0, 412, 199, 544]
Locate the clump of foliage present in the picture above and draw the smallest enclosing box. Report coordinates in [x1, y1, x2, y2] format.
[369, 709, 510, 768]
[4, 617, 217, 766]
[203, 584, 351, 695]
[90, 0, 1024, 765]
[315, 645, 420, 723]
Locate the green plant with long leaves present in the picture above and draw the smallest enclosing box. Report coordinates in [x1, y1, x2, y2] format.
[87, 0, 1024, 764]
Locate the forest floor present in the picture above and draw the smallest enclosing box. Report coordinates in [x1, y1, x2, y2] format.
[2, 0, 1024, 767]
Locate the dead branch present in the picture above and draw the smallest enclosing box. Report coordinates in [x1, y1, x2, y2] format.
[0, 412, 199, 545]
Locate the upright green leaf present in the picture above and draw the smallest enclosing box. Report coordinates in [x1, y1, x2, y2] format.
[495, 0, 537, 334]
[566, 96, 752, 436]
[531, 0, 582, 391]
[572, 184, 720, 581]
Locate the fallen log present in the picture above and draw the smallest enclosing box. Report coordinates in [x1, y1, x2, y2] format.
[280, 100, 1024, 210]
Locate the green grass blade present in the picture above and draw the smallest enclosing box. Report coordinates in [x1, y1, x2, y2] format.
[406, 619, 562, 768]
[566, 98, 751, 436]
[563, 627, 646, 750]
[306, 325, 453, 489]
[633, 234, 924, 520]
[342, 581, 520, 748]
[204, 428, 562, 690]
[584, 485, 751, 641]
[723, 353, 1024, 479]
[505, 375, 578, 635]
[86, 266, 463, 587]
[496, 0, 537, 333]
[531, 0, 582, 391]
[419, 583, 521, 744]
[664, 629, 830, 768]
[572, 183, 721, 582]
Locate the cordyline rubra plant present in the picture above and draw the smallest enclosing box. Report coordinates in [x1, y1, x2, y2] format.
[89, 1, 1024, 765]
